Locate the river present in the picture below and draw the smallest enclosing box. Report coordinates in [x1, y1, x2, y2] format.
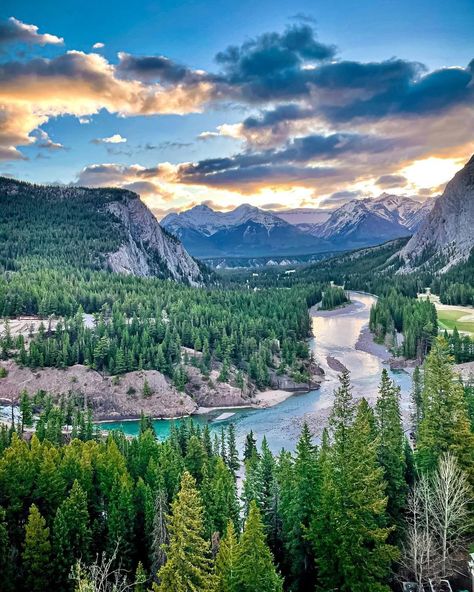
[100, 292, 413, 453]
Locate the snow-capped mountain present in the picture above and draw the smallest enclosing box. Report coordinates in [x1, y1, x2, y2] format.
[162, 203, 287, 237]
[160, 195, 433, 259]
[398, 155, 474, 272]
[303, 194, 433, 248]
[161, 204, 331, 257]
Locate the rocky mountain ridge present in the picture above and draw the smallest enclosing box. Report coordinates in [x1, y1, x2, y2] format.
[161, 193, 433, 258]
[398, 155, 474, 272]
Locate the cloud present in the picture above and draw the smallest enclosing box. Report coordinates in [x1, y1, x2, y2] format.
[117, 52, 212, 85]
[376, 174, 407, 188]
[197, 131, 220, 140]
[92, 134, 127, 144]
[319, 190, 364, 208]
[34, 129, 64, 150]
[93, 42, 105, 49]
[177, 132, 397, 188]
[0, 17, 63, 47]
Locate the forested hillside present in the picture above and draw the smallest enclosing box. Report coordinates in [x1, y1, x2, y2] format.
[0, 339, 472, 591]
[0, 177, 205, 285]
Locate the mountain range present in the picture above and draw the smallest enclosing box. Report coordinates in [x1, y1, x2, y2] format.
[161, 194, 434, 258]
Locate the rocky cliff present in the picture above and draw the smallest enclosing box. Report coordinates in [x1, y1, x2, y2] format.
[0, 176, 205, 285]
[106, 195, 204, 284]
[398, 155, 474, 272]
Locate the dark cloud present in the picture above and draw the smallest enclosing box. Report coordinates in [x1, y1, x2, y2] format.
[322, 64, 474, 123]
[117, 52, 212, 84]
[214, 24, 336, 101]
[178, 132, 395, 186]
[179, 162, 338, 187]
[238, 60, 474, 136]
[376, 174, 407, 188]
[0, 17, 63, 47]
[122, 181, 157, 194]
[289, 13, 318, 25]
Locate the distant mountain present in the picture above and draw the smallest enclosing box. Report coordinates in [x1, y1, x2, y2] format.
[398, 155, 474, 272]
[302, 194, 433, 249]
[161, 194, 433, 258]
[162, 204, 332, 257]
[0, 177, 204, 285]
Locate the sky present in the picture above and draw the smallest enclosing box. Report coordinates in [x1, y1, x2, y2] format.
[1, 0, 473, 217]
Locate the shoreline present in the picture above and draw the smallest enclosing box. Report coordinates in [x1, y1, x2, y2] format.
[309, 299, 360, 318]
[94, 388, 305, 424]
[355, 326, 391, 361]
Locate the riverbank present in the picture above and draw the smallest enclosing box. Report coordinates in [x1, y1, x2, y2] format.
[355, 326, 391, 361]
[309, 299, 359, 318]
[194, 389, 297, 415]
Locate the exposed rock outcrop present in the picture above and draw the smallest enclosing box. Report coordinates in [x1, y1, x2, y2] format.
[106, 196, 204, 285]
[0, 361, 197, 420]
[398, 155, 474, 272]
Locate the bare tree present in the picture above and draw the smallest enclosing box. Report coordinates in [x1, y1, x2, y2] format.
[71, 544, 145, 592]
[430, 452, 471, 578]
[399, 453, 472, 587]
[400, 472, 440, 587]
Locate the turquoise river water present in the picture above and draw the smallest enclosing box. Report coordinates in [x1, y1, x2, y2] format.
[100, 292, 412, 453]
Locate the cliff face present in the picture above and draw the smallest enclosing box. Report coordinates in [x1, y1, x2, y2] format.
[398, 155, 474, 272]
[106, 195, 204, 285]
[0, 176, 205, 284]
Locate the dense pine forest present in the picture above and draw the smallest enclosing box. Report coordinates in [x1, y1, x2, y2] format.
[1, 179, 473, 591]
[0, 338, 473, 591]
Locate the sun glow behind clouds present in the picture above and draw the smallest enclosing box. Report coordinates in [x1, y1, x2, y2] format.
[401, 157, 463, 189]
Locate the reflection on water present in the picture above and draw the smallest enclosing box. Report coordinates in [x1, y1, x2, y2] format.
[100, 292, 412, 453]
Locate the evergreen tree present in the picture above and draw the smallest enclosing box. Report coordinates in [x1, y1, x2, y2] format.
[153, 471, 217, 592]
[0, 508, 13, 592]
[280, 423, 319, 591]
[315, 396, 398, 592]
[53, 480, 91, 590]
[22, 504, 52, 592]
[243, 430, 258, 462]
[226, 424, 240, 478]
[215, 521, 238, 592]
[19, 390, 33, 432]
[410, 365, 423, 435]
[375, 370, 407, 536]
[416, 337, 474, 482]
[233, 501, 283, 592]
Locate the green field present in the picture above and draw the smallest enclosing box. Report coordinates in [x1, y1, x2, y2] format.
[437, 308, 474, 336]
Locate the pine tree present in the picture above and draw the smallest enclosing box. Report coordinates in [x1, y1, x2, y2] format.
[216, 521, 238, 592]
[280, 423, 319, 591]
[22, 504, 51, 592]
[153, 471, 217, 592]
[410, 365, 423, 435]
[19, 390, 33, 432]
[243, 430, 258, 462]
[375, 370, 407, 536]
[53, 480, 91, 590]
[416, 337, 474, 483]
[226, 424, 239, 478]
[143, 378, 153, 398]
[315, 396, 398, 592]
[0, 508, 13, 592]
[233, 501, 283, 592]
